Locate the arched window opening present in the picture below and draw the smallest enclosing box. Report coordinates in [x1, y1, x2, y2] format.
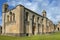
[32, 15, 35, 23]
[58, 28, 59, 31]
[7, 15, 9, 22]
[13, 13, 15, 21]
[37, 17, 39, 22]
[10, 12, 12, 22]
[25, 12, 28, 21]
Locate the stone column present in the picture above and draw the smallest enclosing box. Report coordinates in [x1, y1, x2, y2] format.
[2, 13, 6, 35]
[28, 13, 32, 36]
[35, 16, 38, 35]
[43, 18, 47, 33]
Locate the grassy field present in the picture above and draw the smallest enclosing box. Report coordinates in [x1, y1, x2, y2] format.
[0, 32, 60, 40]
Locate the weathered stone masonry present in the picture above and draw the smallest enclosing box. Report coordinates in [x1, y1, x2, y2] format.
[2, 3, 55, 36]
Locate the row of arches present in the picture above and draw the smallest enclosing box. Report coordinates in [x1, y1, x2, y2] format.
[25, 12, 43, 35]
[7, 12, 15, 23]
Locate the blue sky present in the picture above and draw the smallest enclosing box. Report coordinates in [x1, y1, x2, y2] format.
[0, 0, 60, 26]
[0, 0, 7, 26]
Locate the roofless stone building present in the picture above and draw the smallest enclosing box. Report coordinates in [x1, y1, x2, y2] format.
[2, 3, 54, 36]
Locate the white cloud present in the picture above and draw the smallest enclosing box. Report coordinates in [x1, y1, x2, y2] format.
[56, 15, 60, 21]
[7, 1, 16, 6]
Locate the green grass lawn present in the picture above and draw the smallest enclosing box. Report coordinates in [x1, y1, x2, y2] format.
[0, 32, 60, 40]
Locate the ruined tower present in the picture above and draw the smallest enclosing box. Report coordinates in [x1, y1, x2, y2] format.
[42, 10, 47, 33]
[2, 3, 9, 34]
[42, 10, 46, 17]
[2, 3, 8, 13]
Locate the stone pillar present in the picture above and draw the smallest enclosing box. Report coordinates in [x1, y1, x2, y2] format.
[2, 13, 5, 34]
[43, 18, 47, 33]
[2, 3, 9, 35]
[28, 13, 32, 36]
[39, 17, 42, 34]
[19, 5, 25, 36]
[35, 16, 38, 35]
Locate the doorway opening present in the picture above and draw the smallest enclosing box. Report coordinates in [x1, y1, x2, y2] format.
[58, 28, 59, 31]
[26, 33, 29, 36]
[32, 26, 36, 35]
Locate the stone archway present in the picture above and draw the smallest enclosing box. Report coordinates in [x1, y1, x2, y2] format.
[58, 27, 59, 31]
[32, 26, 36, 35]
